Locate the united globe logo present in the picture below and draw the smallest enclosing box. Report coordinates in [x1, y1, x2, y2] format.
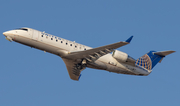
[136, 54, 152, 70]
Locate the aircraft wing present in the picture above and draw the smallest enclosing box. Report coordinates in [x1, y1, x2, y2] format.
[62, 58, 85, 81]
[66, 36, 133, 62]
[62, 36, 133, 80]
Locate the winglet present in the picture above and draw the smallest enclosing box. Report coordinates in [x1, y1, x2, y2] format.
[78, 74, 82, 80]
[125, 36, 133, 43]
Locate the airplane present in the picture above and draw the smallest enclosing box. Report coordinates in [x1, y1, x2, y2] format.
[3, 27, 175, 81]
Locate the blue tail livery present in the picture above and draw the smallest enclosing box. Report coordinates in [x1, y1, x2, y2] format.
[136, 50, 175, 70]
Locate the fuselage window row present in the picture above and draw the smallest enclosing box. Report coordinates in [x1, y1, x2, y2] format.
[42, 34, 60, 42]
[41, 33, 88, 50]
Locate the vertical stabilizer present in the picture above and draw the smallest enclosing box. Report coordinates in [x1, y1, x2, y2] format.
[135, 50, 175, 70]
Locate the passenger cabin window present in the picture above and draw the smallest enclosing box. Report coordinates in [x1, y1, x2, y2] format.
[56, 40, 58, 42]
[51, 38, 53, 40]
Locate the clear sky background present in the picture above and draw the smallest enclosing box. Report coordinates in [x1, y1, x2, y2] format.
[0, 0, 179, 106]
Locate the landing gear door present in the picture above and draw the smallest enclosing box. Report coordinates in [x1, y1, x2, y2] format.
[32, 30, 39, 40]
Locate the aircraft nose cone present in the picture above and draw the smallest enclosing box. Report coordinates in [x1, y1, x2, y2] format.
[3, 32, 7, 36]
[3, 31, 11, 36]
[3, 31, 10, 36]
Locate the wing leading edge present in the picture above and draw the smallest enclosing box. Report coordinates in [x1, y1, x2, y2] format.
[65, 36, 133, 61]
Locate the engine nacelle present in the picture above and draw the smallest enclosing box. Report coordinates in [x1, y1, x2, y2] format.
[112, 50, 136, 64]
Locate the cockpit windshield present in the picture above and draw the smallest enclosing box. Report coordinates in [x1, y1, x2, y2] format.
[16, 28, 28, 31]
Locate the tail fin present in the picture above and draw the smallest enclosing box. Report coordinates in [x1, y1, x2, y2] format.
[135, 50, 175, 70]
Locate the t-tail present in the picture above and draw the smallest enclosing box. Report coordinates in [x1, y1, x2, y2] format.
[135, 50, 175, 71]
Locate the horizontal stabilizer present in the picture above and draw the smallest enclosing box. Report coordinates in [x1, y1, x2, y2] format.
[154, 50, 175, 56]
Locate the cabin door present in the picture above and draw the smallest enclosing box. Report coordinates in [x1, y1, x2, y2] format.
[32, 30, 39, 40]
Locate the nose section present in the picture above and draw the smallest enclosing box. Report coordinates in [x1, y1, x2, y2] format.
[3, 31, 7, 36]
[3, 31, 13, 42]
[3, 31, 11, 36]
[3, 30, 15, 37]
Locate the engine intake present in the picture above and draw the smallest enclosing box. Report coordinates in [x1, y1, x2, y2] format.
[112, 50, 136, 64]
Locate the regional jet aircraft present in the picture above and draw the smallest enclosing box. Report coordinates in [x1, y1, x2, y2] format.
[3, 28, 175, 81]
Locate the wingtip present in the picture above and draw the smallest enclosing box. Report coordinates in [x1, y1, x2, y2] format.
[78, 74, 81, 80]
[125, 36, 133, 43]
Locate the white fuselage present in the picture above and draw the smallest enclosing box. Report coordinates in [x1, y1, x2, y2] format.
[3, 28, 151, 76]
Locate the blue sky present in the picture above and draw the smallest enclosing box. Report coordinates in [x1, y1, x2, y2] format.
[0, 0, 179, 106]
